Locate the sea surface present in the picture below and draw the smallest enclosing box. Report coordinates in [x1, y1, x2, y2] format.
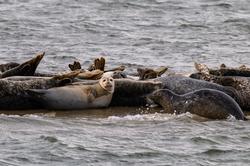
[0, 0, 250, 165]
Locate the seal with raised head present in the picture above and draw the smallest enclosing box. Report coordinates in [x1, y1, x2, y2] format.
[154, 75, 243, 108]
[191, 63, 250, 111]
[29, 76, 115, 110]
[148, 89, 247, 120]
[0, 52, 45, 78]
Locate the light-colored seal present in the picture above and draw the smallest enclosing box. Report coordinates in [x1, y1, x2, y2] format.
[29, 76, 115, 110]
[148, 89, 247, 120]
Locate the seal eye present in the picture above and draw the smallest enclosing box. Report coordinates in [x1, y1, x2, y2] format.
[103, 79, 106, 82]
[110, 78, 113, 82]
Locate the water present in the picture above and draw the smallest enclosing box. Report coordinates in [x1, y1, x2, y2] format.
[0, 0, 250, 165]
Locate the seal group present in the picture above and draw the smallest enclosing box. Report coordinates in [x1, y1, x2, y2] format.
[0, 52, 248, 120]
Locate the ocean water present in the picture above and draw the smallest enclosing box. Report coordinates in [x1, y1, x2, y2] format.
[0, 0, 250, 165]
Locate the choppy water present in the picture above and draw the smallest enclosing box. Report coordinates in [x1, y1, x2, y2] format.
[0, 0, 250, 165]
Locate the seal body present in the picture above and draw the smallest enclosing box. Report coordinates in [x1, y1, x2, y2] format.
[0, 71, 79, 109]
[0, 77, 68, 109]
[0, 62, 19, 72]
[29, 76, 115, 110]
[148, 89, 247, 120]
[190, 73, 250, 111]
[110, 79, 162, 106]
[154, 75, 243, 107]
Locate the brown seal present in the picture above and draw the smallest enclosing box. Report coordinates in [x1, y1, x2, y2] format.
[148, 89, 247, 120]
[137, 66, 168, 80]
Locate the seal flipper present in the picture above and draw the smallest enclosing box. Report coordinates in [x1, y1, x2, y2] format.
[26, 89, 47, 98]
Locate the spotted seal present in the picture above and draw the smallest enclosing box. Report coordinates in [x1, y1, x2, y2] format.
[190, 71, 250, 111]
[28, 76, 115, 110]
[148, 89, 247, 120]
[154, 75, 242, 106]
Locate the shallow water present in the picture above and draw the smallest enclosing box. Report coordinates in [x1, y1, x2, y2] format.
[0, 0, 250, 165]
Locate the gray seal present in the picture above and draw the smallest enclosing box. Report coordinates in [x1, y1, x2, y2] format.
[148, 89, 247, 120]
[0, 71, 80, 109]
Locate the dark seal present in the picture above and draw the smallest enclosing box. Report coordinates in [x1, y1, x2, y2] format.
[0, 70, 80, 109]
[148, 89, 247, 120]
[0, 52, 45, 78]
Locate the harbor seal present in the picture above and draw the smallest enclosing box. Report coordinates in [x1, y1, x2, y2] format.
[154, 75, 243, 108]
[190, 72, 250, 112]
[110, 79, 162, 106]
[0, 52, 45, 78]
[148, 89, 247, 120]
[0, 70, 80, 109]
[28, 76, 115, 110]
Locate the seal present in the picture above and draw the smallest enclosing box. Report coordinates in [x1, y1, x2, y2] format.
[190, 71, 250, 112]
[0, 70, 80, 109]
[148, 89, 247, 120]
[110, 79, 162, 106]
[0, 62, 19, 72]
[194, 62, 250, 77]
[137, 66, 168, 80]
[0, 52, 45, 78]
[154, 75, 243, 106]
[191, 62, 250, 111]
[28, 76, 115, 110]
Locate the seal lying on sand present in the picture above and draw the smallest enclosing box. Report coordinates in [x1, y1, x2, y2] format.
[148, 89, 247, 120]
[0, 52, 45, 78]
[28, 76, 115, 110]
[0, 70, 80, 109]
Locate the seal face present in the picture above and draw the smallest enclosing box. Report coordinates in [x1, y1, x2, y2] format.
[29, 76, 115, 110]
[148, 89, 247, 120]
[99, 76, 114, 93]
